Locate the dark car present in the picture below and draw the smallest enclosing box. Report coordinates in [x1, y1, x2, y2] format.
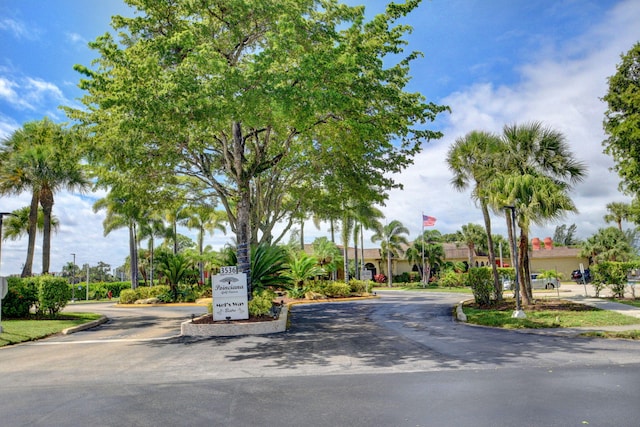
[571, 268, 591, 283]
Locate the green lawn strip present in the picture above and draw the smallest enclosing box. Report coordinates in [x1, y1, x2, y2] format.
[580, 330, 640, 340]
[0, 313, 102, 347]
[374, 285, 472, 293]
[462, 302, 640, 329]
[609, 298, 640, 308]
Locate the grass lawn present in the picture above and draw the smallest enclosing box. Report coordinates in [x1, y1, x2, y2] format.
[462, 298, 640, 329]
[0, 313, 102, 347]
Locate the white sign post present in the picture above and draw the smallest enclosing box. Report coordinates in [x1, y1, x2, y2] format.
[0, 277, 8, 333]
[212, 268, 248, 321]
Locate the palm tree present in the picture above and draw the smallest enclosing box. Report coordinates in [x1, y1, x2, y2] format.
[489, 174, 579, 304]
[447, 130, 504, 298]
[137, 214, 172, 286]
[407, 230, 445, 285]
[491, 122, 586, 304]
[459, 223, 486, 268]
[371, 220, 410, 287]
[580, 226, 635, 263]
[181, 204, 227, 284]
[93, 190, 146, 289]
[0, 118, 89, 275]
[312, 236, 342, 277]
[2, 206, 59, 241]
[604, 202, 631, 231]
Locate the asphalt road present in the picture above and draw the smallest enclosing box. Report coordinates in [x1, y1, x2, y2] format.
[1, 291, 639, 426]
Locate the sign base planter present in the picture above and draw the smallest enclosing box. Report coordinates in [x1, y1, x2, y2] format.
[181, 305, 289, 337]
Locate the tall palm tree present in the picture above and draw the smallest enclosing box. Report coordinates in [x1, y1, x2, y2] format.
[93, 190, 145, 289]
[447, 130, 504, 298]
[0, 118, 89, 275]
[491, 122, 586, 304]
[371, 220, 410, 287]
[489, 174, 579, 304]
[580, 226, 635, 263]
[181, 204, 227, 284]
[604, 202, 631, 231]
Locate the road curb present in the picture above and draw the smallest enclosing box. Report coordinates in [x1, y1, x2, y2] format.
[62, 315, 109, 335]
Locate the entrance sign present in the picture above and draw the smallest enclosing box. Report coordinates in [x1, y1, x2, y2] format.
[212, 271, 248, 321]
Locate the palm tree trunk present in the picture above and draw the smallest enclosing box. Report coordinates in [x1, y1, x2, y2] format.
[481, 202, 501, 300]
[21, 192, 39, 277]
[40, 186, 54, 274]
[129, 222, 138, 289]
[518, 230, 531, 305]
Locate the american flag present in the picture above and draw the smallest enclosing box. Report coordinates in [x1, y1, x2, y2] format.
[422, 215, 436, 227]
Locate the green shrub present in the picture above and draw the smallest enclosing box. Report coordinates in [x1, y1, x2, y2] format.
[438, 270, 466, 288]
[592, 262, 627, 298]
[248, 289, 276, 317]
[119, 289, 138, 304]
[349, 279, 371, 294]
[1, 277, 37, 318]
[37, 276, 71, 317]
[467, 267, 493, 306]
[323, 281, 351, 298]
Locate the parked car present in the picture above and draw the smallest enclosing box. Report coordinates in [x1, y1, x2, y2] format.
[503, 273, 560, 290]
[571, 268, 591, 283]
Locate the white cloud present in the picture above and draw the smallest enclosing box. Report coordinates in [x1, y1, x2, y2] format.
[372, 0, 640, 244]
[0, 18, 34, 40]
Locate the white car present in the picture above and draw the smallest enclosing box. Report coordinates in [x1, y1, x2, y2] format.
[503, 273, 560, 291]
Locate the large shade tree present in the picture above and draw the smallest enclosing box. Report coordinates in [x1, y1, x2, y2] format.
[69, 0, 446, 298]
[603, 42, 640, 196]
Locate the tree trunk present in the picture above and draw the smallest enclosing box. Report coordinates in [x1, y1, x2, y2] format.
[129, 222, 138, 289]
[481, 202, 501, 300]
[233, 122, 252, 298]
[21, 192, 39, 277]
[387, 253, 392, 287]
[518, 230, 531, 305]
[40, 185, 54, 274]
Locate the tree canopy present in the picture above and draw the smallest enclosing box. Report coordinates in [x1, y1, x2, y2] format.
[603, 42, 640, 195]
[68, 0, 446, 295]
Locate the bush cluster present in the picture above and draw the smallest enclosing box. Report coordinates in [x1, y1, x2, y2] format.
[3, 276, 72, 318]
[467, 267, 493, 306]
[249, 289, 276, 317]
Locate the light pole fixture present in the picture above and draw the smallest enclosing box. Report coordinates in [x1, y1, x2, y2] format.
[504, 206, 526, 319]
[71, 253, 76, 302]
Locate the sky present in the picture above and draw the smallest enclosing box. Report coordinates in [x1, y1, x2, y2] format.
[0, 0, 639, 276]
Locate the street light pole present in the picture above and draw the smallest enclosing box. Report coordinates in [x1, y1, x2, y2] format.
[70, 253, 76, 302]
[505, 206, 526, 319]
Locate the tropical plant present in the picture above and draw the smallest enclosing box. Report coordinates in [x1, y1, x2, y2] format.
[459, 223, 486, 268]
[580, 227, 636, 263]
[284, 251, 325, 289]
[0, 118, 89, 275]
[371, 220, 410, 287]
[181, 204, 227, 284]
[603, 202, 631, 231]
[489, 121, 586, 305]
[447, 130, 504, 298]
[312, 237, 342, 276]
[250, 242, 291, 294]
[156, 252, 194, 301]
[2, 206, 59, 241]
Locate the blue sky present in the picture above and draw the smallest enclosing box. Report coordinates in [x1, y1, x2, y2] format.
[0, 0, 639, 275]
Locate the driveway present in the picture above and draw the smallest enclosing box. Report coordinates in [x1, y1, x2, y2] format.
[1, 291, 639, 426]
